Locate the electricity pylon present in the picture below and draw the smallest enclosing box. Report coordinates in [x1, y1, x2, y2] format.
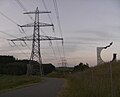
[58, 57, 67, 67]
[9, 7, 63, 76]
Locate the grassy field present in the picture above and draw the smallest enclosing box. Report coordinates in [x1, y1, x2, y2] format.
[60, 61, 120, 97]
[47, 67, 73, 78]
[0, 75, 41, 91]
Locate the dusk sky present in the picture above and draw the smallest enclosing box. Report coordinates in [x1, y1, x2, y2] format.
[0, 0, 120, 67]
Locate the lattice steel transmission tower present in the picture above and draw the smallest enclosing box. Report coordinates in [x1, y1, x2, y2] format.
[9, 7, 63, 76]
[58, 57, 67, 67]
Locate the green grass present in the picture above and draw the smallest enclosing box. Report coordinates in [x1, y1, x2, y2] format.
[47, 67, 73, 78]
[60, 61, 120, 97]
[0, 75, 41, 91]
[47, 71, 66, 78]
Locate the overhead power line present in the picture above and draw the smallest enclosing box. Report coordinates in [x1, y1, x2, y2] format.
[15, 0, 34, 21]
[14, 45, 29, 58]
[0, 30, 29, 58]
[0, 11, 18, 25]
[0, 30, 17, 38]
[0, 9, 28, 36]
[0, 10, 27, 35]
[37, 0, 63, 65]
[41, 0, 62, 63]
[53, 0, 62, 35]
[0, 9, 26, 35]
[0, 8, 31, 52]
[53, 0, 67, 66]
[41, 29, 59, 65]
[41, 0, 53, 23]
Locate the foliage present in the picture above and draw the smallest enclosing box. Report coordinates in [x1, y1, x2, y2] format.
[43, 63, 55, 75]
[0, 60, 29, 75]
[47, 67, 73, 78]
[47, 71, 65, 78]
[0, 55, 15, 64]
[0, 56, 16, 74]
[73, 62, 89, 72]
[0, 55, 55, 75]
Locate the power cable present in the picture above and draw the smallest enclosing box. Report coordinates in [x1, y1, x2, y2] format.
[0, 31, 29, 58]
[0, 11, 18, 25]
[14, 0, 37, 50]
[0, 30, 17, 38]
[41, 29, 58, 63]
[0, 8, 31, 50]
[53, 0, 62, 34]
[38, 0, 61, 64]
[0, 9, 27, 37]
[53, 31, 62, 60]
[41, 0, 53, 23]
[40, 0, 63, 63]
[53, 0, 67, 66]
[15, 0, 34, 21]
[14, 45, 29, 58]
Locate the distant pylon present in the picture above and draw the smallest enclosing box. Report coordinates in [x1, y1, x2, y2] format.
[8, 7, 63, 76]
[58, 57, 67, 67]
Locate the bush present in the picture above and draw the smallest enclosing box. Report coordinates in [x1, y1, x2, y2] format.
[73, 62, 89, 72]
[43, 63, 55, 75]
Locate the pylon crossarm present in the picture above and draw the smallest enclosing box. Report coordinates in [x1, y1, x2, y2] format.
[24, 7, 51, 14]
[7, 35, 32, 41]
[39, 22, 54, 26]
[19, 23, 34, 27]
[8, 35, 63, 41]
[40, 35, 63, 41]
[20, 23, 54, 27]
[24, 11, 51, 14]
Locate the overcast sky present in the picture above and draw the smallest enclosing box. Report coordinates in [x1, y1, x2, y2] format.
[0, 0, 120, 67]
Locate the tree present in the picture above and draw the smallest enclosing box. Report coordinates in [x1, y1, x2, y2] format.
[43, 63, 55, 75]
[0, 55, 55, 75]
[73, 62, 89, 72]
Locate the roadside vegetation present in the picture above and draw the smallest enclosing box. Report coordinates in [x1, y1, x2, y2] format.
[47, 67, 74, 78]
[47, 62, 89, 78]
[0, 55, 55, 92]
[59, 61, 120, 97]
[0, 75, 41, 91]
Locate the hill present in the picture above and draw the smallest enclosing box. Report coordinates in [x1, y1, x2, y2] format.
[60, 61, 120, 97]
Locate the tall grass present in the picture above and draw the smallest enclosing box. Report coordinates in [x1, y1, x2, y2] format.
[61, 61, 120, 97]
[0, 75, 41, 91]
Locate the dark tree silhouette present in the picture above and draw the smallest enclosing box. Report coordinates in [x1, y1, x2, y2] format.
[73, 62, 89, 72]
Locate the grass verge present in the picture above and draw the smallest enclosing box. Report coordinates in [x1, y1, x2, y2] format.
[0, 75, 42, 92]
[60, 61, 120, 97]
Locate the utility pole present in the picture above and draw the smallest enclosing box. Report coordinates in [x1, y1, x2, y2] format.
[9, 7, 63, 76]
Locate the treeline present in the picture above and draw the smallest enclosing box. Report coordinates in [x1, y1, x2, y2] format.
[0, 55, 55, 75]
[73, 62, 89, 72]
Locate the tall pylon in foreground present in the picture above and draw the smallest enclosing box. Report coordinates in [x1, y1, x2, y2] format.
[9, 7, 63, 76]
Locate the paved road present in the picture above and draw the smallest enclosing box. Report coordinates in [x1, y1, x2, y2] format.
[0, 78, 64, 97]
